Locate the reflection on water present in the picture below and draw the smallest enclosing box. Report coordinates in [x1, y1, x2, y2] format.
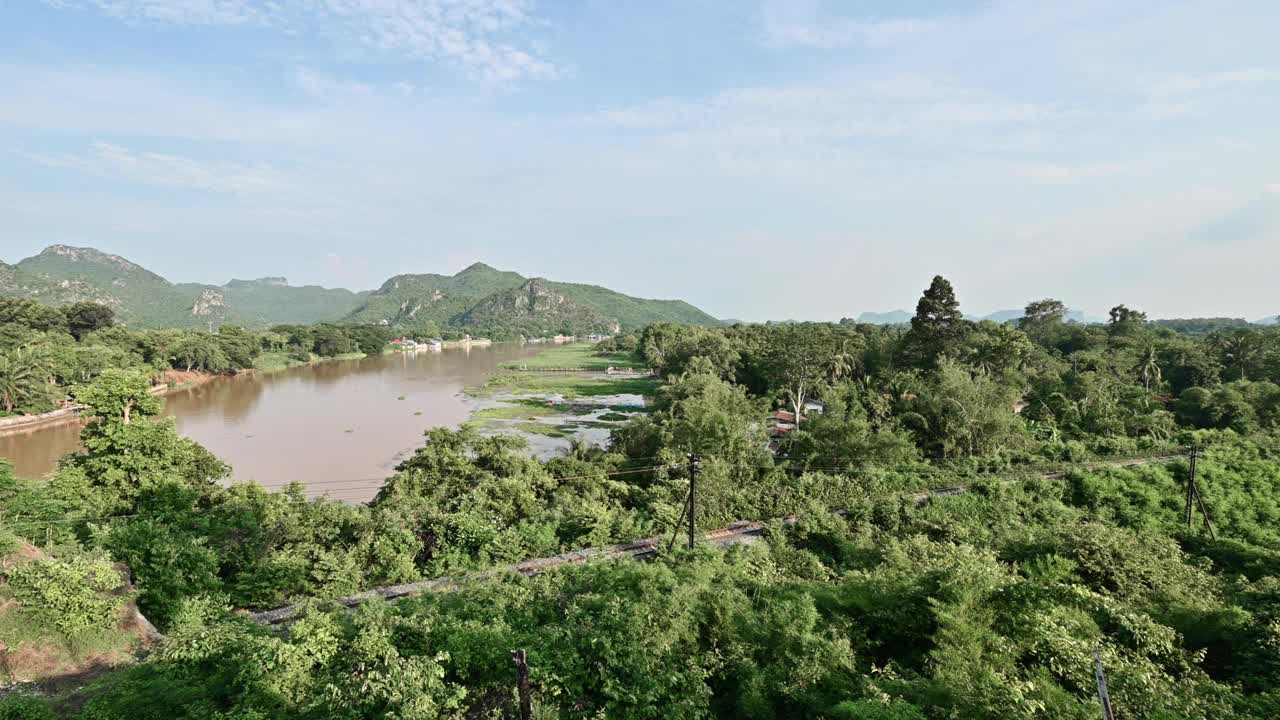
[0, 344, 541, 502]
[0, 420, 87, 480]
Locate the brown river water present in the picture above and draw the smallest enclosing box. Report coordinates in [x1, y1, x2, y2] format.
[0, 344, 542, 502]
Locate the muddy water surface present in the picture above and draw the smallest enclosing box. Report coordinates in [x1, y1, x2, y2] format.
[0, 344, 541, 502]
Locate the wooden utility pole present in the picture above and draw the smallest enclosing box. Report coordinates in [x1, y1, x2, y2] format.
[1184, 446, 1196, 529]
[511, 649, 532, 720]
[1184, 446, 1216, 541]
[687, 453, 700, 550]
[1094, 650, 1116, 720]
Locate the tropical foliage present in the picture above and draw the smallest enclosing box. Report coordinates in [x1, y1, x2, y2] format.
[5, 276, 1280, 717]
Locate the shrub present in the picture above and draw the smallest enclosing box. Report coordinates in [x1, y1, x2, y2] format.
[4, 554, 124, 647]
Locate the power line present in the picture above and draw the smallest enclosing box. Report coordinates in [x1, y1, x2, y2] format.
[3, 451, 1191, 528]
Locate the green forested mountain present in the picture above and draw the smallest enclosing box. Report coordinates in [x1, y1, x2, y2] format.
[220, 277, 365, 326]
[12, 246, 203, 326]
[343, 262, 528, 328]
[344, 261, 719, 333]
[0, 261, 27, 295]
[1, 248, 717, 333]
[12, 246, 367, 328]
[543, 278, 719, 328]
[457, 278, 618, 336]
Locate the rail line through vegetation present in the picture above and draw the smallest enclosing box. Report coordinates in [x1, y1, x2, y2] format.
[249, 450, 1191, 625]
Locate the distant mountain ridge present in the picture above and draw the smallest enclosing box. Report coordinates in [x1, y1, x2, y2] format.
[857, 308, 1104, 326]
[855, 310, 912, 325]
[1, 246, 718, 333]
[345, 262, 719, 335]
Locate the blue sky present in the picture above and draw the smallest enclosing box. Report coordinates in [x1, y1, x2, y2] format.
[2, 1, 1279, 321]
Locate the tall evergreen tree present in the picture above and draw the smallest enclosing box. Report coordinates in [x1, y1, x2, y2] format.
[906, 275, 967, 366]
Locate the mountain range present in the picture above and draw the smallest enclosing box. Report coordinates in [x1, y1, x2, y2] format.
[0, 245, 719, 334]
[855, 308, 1104, 326]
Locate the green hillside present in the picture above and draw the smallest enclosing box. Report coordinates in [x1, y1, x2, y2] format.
[221, 277, 365, 326]
[546, 279, 720, 328]
[1, 247, 720, 333]
[458, 278, 618, 336]
[15, 245, 206, 326]
[344, 262, 526, 327]
[0, 261, 24, 295]
[5, 246, 363, 329]
[347, 264, 719, 333]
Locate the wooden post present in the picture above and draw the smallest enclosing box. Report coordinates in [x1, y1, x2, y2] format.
[511, 649, 532, 720]
[1094, 650, 1115, 720]
[687, 454, 700, 550]
[1184, 446, 1196, 530]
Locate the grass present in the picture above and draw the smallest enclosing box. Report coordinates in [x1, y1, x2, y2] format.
[253, 351, 367, 373]
[566, 420, 619, 430]
[473, 399, 600, 421]
[252, 352, 305, 372]
[0, 547, 144, 686]
[513, 422, 568, 438]
[501, 344, 645, 371]
[473, 404, 560, 421]
[473, 373, 660, 400]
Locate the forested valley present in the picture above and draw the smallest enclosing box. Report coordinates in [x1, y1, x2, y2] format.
[4, 276, 1280, 718]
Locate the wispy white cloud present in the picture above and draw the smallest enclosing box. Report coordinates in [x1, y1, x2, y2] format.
[754, 0, 937, 49]
[1138, 67, 1280, 118]
[1144, 67, 1280, 97]
[46, 0, 557, 82]
[15, 141, 289, 193]
[45, 0, 282, 26]
[760, 17, 937, 49]
[591, 74, 1071, 154]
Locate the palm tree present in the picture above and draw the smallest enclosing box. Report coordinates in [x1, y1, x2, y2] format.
[826, 341, 857, 384]
[1137, 345, 1162, 392]
[1209, 329, 1262, 381]
[0, 345, 53, 414]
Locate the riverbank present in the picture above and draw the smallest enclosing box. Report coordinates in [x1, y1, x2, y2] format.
[0, 369, 232, 438]
[253, 350, 368, 373]
[3, 343, 543, 485]
[0, 357, 347, 438]
[499, 344, 643, 372]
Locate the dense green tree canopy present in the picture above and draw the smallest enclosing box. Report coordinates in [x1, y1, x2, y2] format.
[8, 285, 1280, 718]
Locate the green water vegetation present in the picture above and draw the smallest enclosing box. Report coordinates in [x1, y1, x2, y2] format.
[7, 276, 1280, 717]
[501, 342, 646, 371]
[471, 402, 565, 421]
[512, 421, 569, 438]
[473, 371, 661, 399]
[472, 344, 656, 441]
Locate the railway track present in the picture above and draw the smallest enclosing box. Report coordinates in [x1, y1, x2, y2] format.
[249, 452, 1188, 625]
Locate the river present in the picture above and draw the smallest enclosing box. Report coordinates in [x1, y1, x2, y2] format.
[0, 344, 543, 502]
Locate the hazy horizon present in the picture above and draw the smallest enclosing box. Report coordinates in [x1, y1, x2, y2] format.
[4, 1, 1279, 322]
[5, 243, 1274, 324]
